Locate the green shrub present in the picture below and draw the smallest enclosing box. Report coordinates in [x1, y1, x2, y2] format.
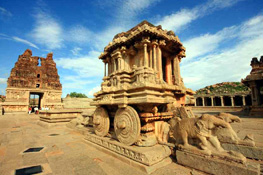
[69, 92, 87, 98]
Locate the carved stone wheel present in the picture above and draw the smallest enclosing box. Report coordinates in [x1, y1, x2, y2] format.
[114, 106, 141, 146]
[93, 107, 110, 137]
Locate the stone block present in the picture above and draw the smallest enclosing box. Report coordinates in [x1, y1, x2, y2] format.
[176, 150, 260, 175]
[222, 143, 263, 160]
[84, 133, 172, 173]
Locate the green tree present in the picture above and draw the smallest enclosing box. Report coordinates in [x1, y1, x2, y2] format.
[69, 92, 87, 98]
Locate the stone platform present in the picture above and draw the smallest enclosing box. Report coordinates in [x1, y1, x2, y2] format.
[84, 133, 172, 173]
[249, 107, 263, 116]
[222, 143, 263, 160]
[38, 109, 82, 128]
[176, 150, 260, 175]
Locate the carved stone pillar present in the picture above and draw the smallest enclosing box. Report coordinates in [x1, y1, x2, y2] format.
[173, 56, 180, 85]
[153, 44, 157, 71]
[250, 82, 260, 106]
[202, 97, 205, 106]
[194, 98, 197, 106]
[165, 58, 172, 84]
[221, 96, 224, 106]
[118, 58, 121, 71]
[114, 59, 116, 72]
[142, 37, 150, 67]
[143, 43, 148, 67]
[211, 96, 214, 106]
[242, 95, 246, 106]
[124, 55, 129, 71]
[108, 61, 110, 75]
[231, 96, 234, 106]
[104, 62, 106, 77]
[157, 46, 162, 79]
[149, 48, 153, 69]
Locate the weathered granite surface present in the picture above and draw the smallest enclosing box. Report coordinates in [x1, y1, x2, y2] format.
[176, 150, 260, 175]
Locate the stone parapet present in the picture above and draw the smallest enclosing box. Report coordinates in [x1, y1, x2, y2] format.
[192, 106, 243, 112]
[38, 109, 83, 128]
[62, 97, 95, 109]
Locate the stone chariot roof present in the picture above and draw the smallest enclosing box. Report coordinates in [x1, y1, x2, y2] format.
[99, 20, 185, 60]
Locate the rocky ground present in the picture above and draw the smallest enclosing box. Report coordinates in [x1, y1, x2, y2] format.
[0, 113, 262, 175]
[0, 114, 200, 175]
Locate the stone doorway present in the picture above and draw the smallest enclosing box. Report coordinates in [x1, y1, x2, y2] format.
[234, 96, 243, 106]
[245, 95, 252, 106]
[214, 97, 221, 106]
[204, 97, 212, 106]
[223, 96, 231, 106]
[29, 92, 43, 111]
[196, 97, 203, 106]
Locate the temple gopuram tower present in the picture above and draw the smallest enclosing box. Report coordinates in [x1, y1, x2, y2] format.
[3, 49, 63, 113]
[242, 56, 263, 116]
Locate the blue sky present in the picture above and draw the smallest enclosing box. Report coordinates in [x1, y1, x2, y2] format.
[0, 0, 263, 97]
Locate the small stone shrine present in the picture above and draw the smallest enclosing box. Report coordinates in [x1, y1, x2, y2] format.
[242, 56, 263, 116]
[3, 49, 63, 113]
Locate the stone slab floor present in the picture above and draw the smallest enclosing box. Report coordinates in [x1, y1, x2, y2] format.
[0, 114, 201, 175]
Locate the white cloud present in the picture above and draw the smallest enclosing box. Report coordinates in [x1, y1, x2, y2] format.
[156, 0, 242, 32]
[0, 34, 39, 49]
[181, 15, 263, 91]
[183, 26, 238, 61]
[117, 0, 160, 22]
[95, 26, 125, 50]
[55, 50, 103, 78]
[157, 9, 197, 32]
[62, 76, 94, 89]
[67, 25, 93, 43]
[0, 7, 12, 18]
[0, 78, 7, 84]
[70, 47, 82, 56]
[31, 11, 63, 50]
[12, 37, 39, 49]
[184, 34, 221, 60]
[87, 86, 101, 97]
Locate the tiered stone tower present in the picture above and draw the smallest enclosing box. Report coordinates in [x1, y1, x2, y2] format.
[3, 49, 63, 113]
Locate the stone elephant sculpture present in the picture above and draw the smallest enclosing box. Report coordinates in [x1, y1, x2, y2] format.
[216, 112, 241, 123]
[169, 114, 231, 152]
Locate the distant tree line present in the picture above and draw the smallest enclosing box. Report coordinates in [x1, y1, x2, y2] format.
[69, 92, 87, 98]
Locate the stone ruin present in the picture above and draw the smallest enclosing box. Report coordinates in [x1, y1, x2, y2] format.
[194, 82, 251, 107]
[242, 56, 263, 116]
[74, 21, 261, 174]
[3, 49, 63, 113]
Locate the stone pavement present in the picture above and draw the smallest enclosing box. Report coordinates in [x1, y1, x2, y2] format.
[0, 114, 197, 175]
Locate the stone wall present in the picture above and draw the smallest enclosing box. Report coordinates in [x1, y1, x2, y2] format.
[62, 97, 95, 109]
[192, 106, 244, 112]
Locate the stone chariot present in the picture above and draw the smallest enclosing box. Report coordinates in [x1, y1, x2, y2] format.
[91, 21, 194, 146]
